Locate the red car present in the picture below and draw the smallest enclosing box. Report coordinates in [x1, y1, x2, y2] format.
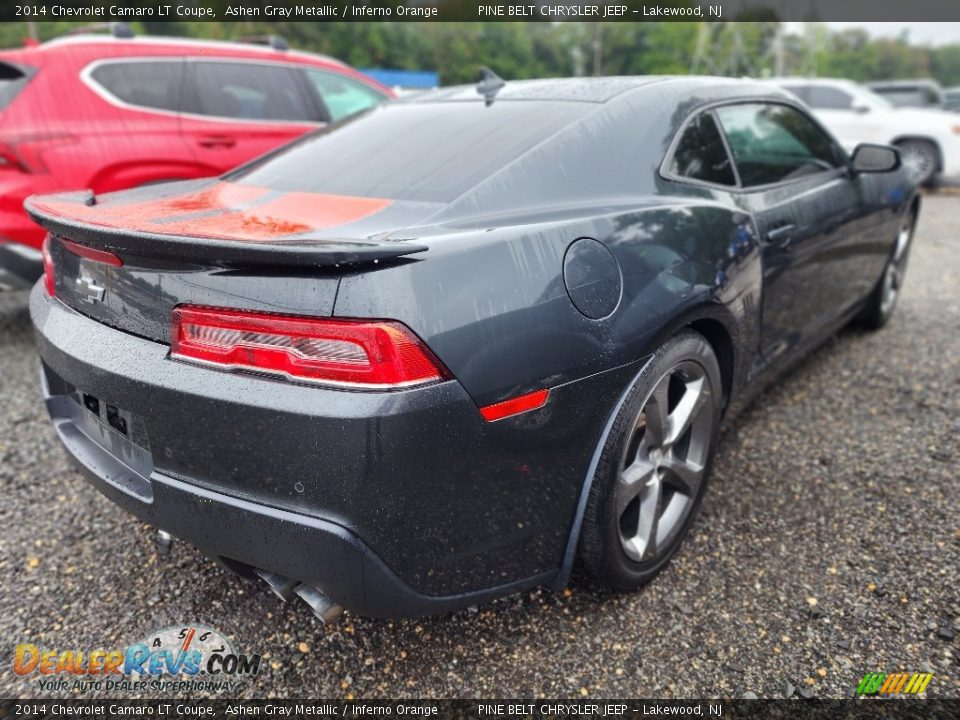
[0, 25, 392, 289]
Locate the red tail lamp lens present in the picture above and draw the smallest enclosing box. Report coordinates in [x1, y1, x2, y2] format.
[60, 238, 123, 267]
[41, 236, 55, 296]
[171, 306, 449, 389]
[480, 388, 550, 422]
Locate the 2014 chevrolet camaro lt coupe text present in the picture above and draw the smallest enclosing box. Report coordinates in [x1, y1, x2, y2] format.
[27, 77, 918, 620]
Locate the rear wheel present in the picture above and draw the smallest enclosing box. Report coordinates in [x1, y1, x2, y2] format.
[578, 330, 721, 590]
[896, 139, 939, 186]
[858, 208, 917, 329]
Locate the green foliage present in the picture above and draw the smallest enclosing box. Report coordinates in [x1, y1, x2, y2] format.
[820, 30, 931, 81]
[1, 20, 958, 90]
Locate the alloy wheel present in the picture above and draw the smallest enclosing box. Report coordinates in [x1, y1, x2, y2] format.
[879, 214, 914, 317]
[899, 142, 937, 185]
[616, 361, 715, 563]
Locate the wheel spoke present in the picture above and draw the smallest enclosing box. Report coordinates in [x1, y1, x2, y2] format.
[894, 229, 911, 262]
[643, 379, 671, 446]
[634, 475, 662, 560]
[617, 459, 655, 517]
[665, 376, 706, 445]
[660, 454, 704, 497]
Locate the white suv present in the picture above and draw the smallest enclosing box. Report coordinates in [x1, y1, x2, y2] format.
[768, 78, 960, 185]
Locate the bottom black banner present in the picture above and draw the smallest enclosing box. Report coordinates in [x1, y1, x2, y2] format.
[2, 699, 959, 720]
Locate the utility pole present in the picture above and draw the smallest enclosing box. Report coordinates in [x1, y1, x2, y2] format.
[773, 25, 785, 77]
[802, 22, 818, 77]
[571, 45, 585, 78]
[592, 23, 604, 76]
[691, 22, 710, 75]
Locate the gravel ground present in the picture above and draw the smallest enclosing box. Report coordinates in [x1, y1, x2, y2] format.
[1, 194, 958, 700]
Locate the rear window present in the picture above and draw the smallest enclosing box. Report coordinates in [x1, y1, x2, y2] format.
[875, 88, 941, 108]
[229, 101, 590, 203]
[0, 61, 34, 110]
[184, 62, 314, 122]
[801, 85, 853, 110]
[89, 61, 183, 112]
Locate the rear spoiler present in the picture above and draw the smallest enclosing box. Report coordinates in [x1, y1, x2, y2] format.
[25, 192, 427, 268]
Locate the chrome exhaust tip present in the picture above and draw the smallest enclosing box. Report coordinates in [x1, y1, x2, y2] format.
[152, 529, 174, 557]
[254, 568, 299, 602]
[294, 584, 343, 624]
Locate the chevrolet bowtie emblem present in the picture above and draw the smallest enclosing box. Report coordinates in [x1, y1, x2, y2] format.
[75, 275, 105, 304]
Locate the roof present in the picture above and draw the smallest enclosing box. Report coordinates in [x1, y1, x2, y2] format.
[37, 34, 346, 68]
[402, 75, 779, 105]
[764, 77, 857, 86]
[868, 79, 943, 89]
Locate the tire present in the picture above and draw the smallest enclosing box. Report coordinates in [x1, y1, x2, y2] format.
[578, 329, 722, 591]
[857, 207, 917, 330]
[895, 140, 939, 187]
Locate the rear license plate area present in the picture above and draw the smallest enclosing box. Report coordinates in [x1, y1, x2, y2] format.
[72, 391, 150, 453]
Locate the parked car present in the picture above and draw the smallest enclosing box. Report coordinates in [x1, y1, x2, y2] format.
[945, 86, 960, 112]
[27, 76, 918, 620]
[0, 24, 392, 290]
[868, 79, 945, 109]
[769, 77, 960, 185]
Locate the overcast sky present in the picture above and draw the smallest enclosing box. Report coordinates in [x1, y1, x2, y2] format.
[784, 22, 960, 46]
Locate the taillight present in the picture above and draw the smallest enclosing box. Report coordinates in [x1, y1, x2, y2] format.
[171, 306, 449, 389]
[41, 236, 55, 296]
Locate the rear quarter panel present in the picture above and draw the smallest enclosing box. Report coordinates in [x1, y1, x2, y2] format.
[333, 199, 762, 411]
[331, 200, 760, 592]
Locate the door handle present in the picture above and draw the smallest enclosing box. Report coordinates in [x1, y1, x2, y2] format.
[197, 135, 236, 149]
[767, 223, 797, 249]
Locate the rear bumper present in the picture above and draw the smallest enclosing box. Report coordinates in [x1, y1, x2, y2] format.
[42, 380, 549, 617]
[31, 285, 631, 616]
[939, 136, 960, 178]
[0, 241, 42, 290]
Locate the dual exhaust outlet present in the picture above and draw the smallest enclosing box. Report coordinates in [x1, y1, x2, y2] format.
[254, 568, 343, 624]
[152, 528, 343, 623]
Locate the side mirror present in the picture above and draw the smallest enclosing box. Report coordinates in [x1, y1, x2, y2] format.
[850, 143, 901, 174]
[852, 104, 871, 114]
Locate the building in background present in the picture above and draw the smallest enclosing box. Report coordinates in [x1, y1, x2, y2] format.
[360, 69, 439, 95]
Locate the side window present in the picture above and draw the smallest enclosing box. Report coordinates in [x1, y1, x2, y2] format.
[669, 112, 736, 186]
[303, 69, 387, 122]
[782, 84, 811, 104]
[184, 62, 314, 122]
[806, 86, 854, 110]
[89, 61, 183, 112]
[715, 103, 841, 187]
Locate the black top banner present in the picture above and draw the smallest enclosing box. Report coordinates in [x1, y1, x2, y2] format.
[5, 0, 960, 23]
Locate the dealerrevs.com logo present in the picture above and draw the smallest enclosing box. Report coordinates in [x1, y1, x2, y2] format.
[13, 625, 261, 693]
[856, 672, 934, 696]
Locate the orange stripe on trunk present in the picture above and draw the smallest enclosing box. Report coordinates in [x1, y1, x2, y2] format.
[31, 182, 392, 241]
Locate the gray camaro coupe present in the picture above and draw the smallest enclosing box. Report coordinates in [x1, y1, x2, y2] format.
[27, 76, 918, 620]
